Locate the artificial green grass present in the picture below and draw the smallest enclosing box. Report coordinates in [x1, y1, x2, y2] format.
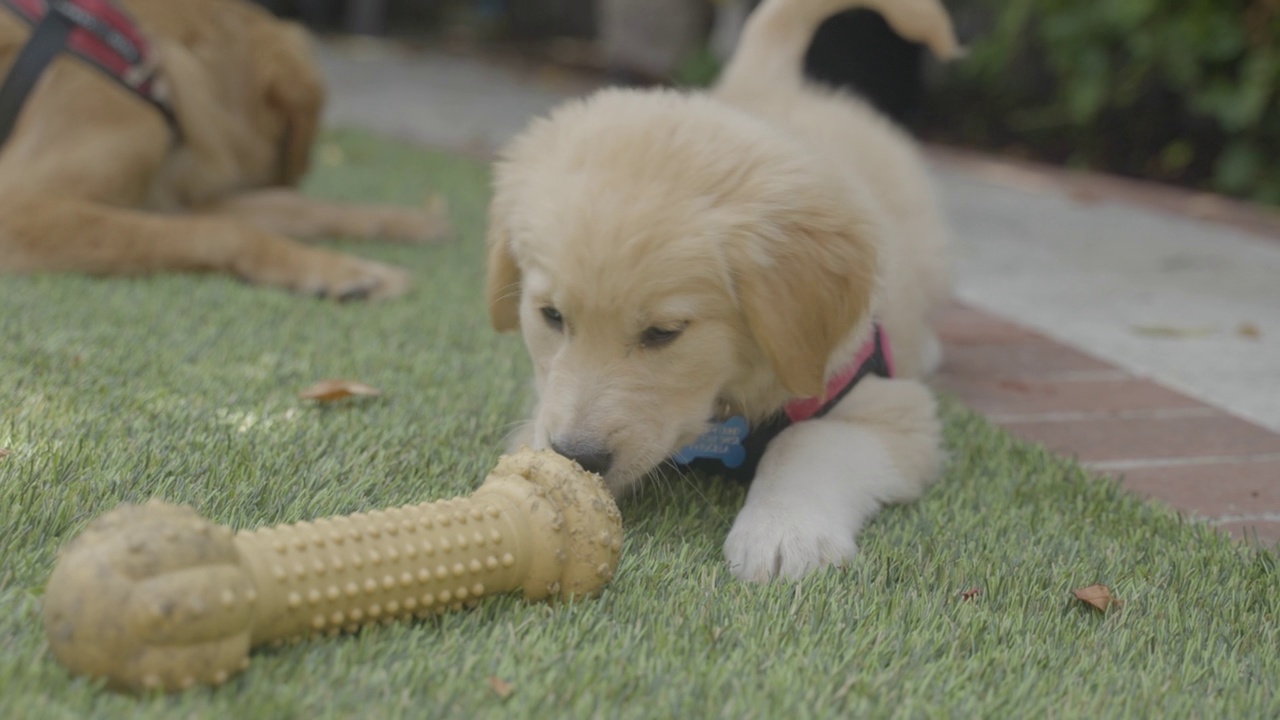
[1, 129, 1277, 719]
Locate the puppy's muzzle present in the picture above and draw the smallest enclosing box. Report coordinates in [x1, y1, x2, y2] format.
[550, 438, 613, 476]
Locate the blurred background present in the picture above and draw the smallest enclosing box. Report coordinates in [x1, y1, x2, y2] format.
[251, 0, 1280, 209]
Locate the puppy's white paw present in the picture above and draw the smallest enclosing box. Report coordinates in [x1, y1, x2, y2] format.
[723, 501, 857, 583]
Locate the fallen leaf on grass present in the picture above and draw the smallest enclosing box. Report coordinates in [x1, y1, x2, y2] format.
[1073, 583, 1122, 612]
[959, 587, 982, 601]
[298, 379, 382, 402]
[487, 677, 515, 700]
[1131, 324, 1216, 339]
[1238, 322, 1261, 339]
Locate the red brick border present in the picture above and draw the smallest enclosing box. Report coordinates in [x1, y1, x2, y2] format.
[932, 301, 1280, 547]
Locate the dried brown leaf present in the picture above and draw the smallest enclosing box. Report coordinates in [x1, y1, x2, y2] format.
[1131, 324, 1216, 339]
[298, 379, 382, 402]
[1239, 322, 1261, 339]
[1072, 583, 1122, 612]
[487, 676, 515, 700]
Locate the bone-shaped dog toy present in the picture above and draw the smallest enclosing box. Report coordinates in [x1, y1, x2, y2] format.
[41, 448, 622, 692]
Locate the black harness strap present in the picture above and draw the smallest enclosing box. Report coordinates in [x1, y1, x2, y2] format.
[0, 0, 180, 148]
[0, 7, 73, 145]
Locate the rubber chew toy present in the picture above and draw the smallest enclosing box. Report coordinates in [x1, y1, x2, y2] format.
[41, 448, 622, 692]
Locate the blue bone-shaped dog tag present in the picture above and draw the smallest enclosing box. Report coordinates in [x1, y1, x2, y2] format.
[673, 416, 749, 468]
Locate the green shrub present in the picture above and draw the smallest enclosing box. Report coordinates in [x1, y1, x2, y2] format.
[919, 0, 1280, 204]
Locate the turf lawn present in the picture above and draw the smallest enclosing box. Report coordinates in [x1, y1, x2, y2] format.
[1, 130, 1277, 719]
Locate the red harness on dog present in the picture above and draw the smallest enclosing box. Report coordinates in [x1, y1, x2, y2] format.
[0, 0, 180, 147]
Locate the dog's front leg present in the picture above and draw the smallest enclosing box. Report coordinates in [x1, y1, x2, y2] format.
[199, 189, 450, 244]
[723, 377, 943, 583]
[0, 197, 410, 300]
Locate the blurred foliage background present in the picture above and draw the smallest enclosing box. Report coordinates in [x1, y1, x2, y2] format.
[919, 0, 1280, 205]
[261, 0, 1280, 207]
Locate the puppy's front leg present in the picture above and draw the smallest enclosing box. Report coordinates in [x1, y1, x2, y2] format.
[723, 377, 943, 583]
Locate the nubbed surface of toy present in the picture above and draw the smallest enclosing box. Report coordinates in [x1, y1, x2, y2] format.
[41, 448, 623, 692]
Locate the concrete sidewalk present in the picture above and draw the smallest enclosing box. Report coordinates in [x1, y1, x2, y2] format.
[317, 39, 587, 157]
[314, 39, 1280, 545]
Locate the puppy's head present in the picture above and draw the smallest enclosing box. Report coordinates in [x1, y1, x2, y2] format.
[487, 90, 879, 493]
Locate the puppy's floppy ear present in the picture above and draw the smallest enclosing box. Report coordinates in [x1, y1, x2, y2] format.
[731, 207, 879, 397]
[485, 202, 522, 332]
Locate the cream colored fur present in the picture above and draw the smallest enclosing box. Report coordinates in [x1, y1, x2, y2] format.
[486, 0, 960, 582]
[0, 0, 448, 298]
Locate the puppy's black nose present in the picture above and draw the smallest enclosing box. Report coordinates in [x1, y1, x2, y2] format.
[550, 441, 613, 476]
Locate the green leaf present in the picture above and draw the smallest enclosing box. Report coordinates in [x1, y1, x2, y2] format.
[1188, 14, 1246, 62]
[1192, 51, 1279, 132]
[1234, 50, 1280, 127]
[1159, 140, 1194, 173]
[1064, 46, 1110, 123]
[1112, 60, 1153, 106]
[1040, 9, 1090, 47]
[1256, 174, 1280, 205]
[1100, 0, 1157, 31]
[1160, 39, 1203, 89]
[1213, 140, 1263, 193]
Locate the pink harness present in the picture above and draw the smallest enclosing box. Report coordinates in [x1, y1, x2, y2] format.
[674, 322, 894, 481]
[784, 325, 896, 423]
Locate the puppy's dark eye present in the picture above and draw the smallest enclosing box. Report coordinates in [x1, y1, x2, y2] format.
[640, 323, 686, 349]
[541, 306, 564, 331]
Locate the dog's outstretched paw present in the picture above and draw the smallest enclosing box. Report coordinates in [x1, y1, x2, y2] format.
[313, 256, 411, 301]
[349, 197, 452, 244]
[723, 503, 857, 583]
[241, 248, 411, 301]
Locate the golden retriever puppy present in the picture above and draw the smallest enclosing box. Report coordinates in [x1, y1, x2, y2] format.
[0, 0, 446, 299]
[486, 0, 960, 581]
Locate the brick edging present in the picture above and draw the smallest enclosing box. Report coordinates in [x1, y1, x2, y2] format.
[932, 301, 1280, 547]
